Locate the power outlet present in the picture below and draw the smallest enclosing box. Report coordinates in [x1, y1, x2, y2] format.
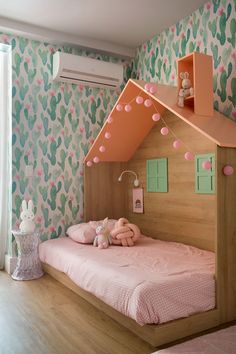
[25, 165, 33, 177]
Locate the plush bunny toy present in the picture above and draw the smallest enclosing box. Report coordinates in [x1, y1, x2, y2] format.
[178, 72, 194, 107]
[93, 217, 112, 249]
[19, 199, 35, 233]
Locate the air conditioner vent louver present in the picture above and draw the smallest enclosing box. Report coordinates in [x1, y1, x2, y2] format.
[53, 52, 123, 89]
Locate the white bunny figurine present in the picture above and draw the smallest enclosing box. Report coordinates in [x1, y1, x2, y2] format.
[178, 72, 194, 107]
[19, 199, 35, 233]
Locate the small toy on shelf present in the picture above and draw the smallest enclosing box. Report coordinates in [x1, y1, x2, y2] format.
[178, 72, 194, 107]
[93, 217, 112, 249]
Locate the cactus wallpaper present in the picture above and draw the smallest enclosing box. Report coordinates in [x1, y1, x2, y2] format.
[132, 0, 236, 121]
[0, 31, 130, 248]
[1, 0, 236, 251]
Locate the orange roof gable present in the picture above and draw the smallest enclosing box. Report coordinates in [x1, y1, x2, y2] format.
[85, 79, 236, 163]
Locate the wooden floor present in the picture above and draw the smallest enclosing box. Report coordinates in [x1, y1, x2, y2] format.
[0, 271, 154, 354]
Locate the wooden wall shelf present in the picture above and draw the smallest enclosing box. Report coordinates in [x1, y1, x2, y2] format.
[177, 52, 213, 116]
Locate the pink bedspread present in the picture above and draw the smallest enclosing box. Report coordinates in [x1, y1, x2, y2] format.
[39, 236, 215, 326]
[153, 325, 236, 353]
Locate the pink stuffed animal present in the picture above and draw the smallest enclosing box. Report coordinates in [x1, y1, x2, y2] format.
[93, 217, 112, 249]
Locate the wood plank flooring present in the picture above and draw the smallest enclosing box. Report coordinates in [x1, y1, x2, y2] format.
[0, 271, 154, 354]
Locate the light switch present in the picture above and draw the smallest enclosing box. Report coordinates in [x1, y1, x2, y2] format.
[25, 165, 33, 177]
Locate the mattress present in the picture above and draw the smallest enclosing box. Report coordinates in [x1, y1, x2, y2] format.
[153, 325, 236, 353]
[39, 236, 215, 326]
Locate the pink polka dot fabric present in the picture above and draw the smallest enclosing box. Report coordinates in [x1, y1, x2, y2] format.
[39, 235, 215, 326]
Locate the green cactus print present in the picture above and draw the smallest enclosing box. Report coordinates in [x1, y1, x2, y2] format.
[47, 181, 62, 211]
[47, 137, 62, 165]
[208, 18, 218, 37]
[217, 63, 232, 102]
[217, 3, 232, 45]
[39, 186, 48, 202]
[68, 112, 79, 133]
[229, 78, 236, 106]
[227, 18, 236, 47]
[39, 95, 48, 111]
[68, 200, 80, 220]
[41, 159, 52, 182]
[13, 53, 22, 76]
[58, 106, 66, 127]
[58, 150, 67, 171]
[47, 93, 62, 121]
[89, 97, 101, 124]
[58, 194, 67, 215]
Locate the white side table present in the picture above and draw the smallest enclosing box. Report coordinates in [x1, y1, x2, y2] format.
[12, 230, 44, 280]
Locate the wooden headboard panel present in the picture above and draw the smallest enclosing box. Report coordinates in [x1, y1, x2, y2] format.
[125, 111, 216, 251]
[84, 162, 127, 221]
[84, 111, 216, 251]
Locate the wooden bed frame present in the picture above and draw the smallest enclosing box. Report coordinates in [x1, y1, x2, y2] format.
[44, 80, 236, 347]
[43, 263, 219, 347]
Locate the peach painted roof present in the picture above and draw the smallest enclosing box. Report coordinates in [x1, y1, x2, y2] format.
[84, 79, 236, 162]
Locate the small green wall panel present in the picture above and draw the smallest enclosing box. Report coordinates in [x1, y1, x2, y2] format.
[147, 158, 168, 192]
[195, 153, 215, 194]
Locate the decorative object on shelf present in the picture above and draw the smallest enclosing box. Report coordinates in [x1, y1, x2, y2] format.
[178, 72, 194, 108]
[11, 230, 44, 281]
[133, 188, 144, 214]
[118, 170, 139, 187]
[19, 199, 35, 233]
[223, 165, 234, 176]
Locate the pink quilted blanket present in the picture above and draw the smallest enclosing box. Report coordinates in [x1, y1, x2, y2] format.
[39, 235, 215, 325]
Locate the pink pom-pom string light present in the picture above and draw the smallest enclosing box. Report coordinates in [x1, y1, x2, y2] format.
[202, 160, 212, 170]
[124, 104, 132, 112]
[116, 104, 123, 112]
[93, 156, 100, 163]
[161, 127, 169, 135]
[144, 99, 152, 107]
[173, 140, 181, 149]
[223, 165, 234, 176]
[107, 116, 113, 124]
[105, 132, 111, 139]
[136, 96, 144, 104]
[184, 152, 194, 161]
[99, 145, 106, 153]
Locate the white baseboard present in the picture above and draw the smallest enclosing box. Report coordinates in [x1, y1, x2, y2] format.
[4, 254, 17, 274]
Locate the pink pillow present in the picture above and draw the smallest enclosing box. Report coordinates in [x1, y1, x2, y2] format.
[67, 223, 96, 244]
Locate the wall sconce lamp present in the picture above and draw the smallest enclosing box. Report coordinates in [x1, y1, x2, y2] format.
[118, 170, 139, 187]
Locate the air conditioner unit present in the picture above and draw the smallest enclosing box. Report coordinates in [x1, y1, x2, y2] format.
[53, 51, 123, 89]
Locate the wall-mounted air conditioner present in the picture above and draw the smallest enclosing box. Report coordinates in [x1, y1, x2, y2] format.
[53, 51, 123, 89]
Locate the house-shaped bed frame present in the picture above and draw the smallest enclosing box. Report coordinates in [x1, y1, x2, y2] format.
[44, 76, 236, 347]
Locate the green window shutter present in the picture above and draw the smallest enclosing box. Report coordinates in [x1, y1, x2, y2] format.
[195, 153, 215, 194]
[147, 158, 168, 192]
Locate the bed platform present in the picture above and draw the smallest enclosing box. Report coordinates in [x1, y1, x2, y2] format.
[39, 236, 215, 326]
[43, 79, 236, 347]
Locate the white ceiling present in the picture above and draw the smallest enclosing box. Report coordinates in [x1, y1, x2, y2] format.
[0, 0, 207, 58]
